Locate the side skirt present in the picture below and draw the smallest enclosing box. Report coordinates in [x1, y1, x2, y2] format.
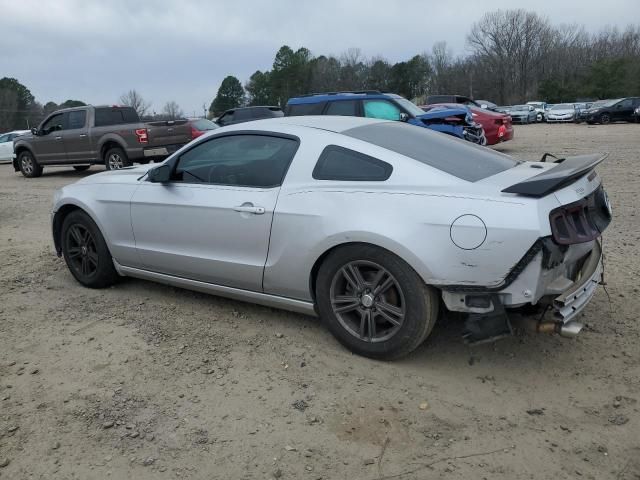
[112, 259, 317, 317]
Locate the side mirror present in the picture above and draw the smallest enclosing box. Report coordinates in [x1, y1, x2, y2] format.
[148, 164, 172, 183]
[31, 127, 39, 136]
[399, 113, 409, 122]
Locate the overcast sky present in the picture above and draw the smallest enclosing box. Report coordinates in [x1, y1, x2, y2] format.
[2, 0, 638, 115]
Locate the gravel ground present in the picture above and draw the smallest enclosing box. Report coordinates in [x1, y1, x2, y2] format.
[1, 123, 639, 479]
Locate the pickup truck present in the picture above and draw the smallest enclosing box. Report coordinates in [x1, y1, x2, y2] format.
[13, 105, 191, 177]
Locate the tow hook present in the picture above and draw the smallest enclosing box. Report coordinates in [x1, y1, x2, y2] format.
[536, 321, 583, 338]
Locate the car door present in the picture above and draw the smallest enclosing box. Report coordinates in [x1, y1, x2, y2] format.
[613, 99, 633, 121]
[0, 134, 11, 162]
[62, 110, 93, 162]
[32, 113, 67, 164]
[130, 132, 299, 291]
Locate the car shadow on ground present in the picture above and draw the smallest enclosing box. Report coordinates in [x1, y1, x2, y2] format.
[113, 275, 569, 374]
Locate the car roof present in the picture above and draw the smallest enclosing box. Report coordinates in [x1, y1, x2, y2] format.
[287, 92, 402, 105]
[223, 115, 389, 133]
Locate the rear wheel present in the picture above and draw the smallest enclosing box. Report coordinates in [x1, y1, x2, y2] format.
[18, 151, 43, 178]
[316, 245, 439, 360]
[73, 165, 90, 171]
[61, 210, 119, 288]
[104, 147, 130, 170]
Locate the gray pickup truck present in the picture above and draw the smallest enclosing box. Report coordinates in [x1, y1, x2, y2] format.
[13, 105, 191, 177]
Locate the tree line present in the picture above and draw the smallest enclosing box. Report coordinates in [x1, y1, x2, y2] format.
[2, 8, 639, 130]
[211, 9, 639, 114]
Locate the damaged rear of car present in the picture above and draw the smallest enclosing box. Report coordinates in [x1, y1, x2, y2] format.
[344, 121, 611, 346]
[440, 153, 611, 343]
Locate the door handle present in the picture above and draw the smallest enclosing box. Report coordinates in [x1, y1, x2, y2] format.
[55, 136, 62, 140]
[79, 134, 87, 137]
[234, 204, 265, 215]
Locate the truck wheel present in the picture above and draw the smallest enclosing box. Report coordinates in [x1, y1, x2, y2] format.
[316, 244, 439, 360]
[18, 151, 43, 178]
[104, 147, 130, 170]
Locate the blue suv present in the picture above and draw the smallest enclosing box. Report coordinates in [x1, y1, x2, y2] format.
[285, 91, 485, 144]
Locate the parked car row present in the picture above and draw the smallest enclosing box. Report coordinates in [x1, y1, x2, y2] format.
[493, 97, 640, 124]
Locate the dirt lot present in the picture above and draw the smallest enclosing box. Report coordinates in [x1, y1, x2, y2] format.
[1, 123, 639, 479]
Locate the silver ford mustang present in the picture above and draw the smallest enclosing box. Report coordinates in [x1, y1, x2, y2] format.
[51, 116, 611, 359]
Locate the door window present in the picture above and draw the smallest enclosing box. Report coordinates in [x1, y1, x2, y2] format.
[363, 100, 401, 121]
[174, 134, 299, 187]
[325, 100, 357, 116]
[0, 134, 8, 143]
[617, 99, 632, 109]
[66, 110, 87, 130]
[41, 114, 65, 134]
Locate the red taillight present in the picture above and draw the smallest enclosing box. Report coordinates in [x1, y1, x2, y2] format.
[190, 126, 203, 139]
[135, 128, 148, 144]
[498, 125, 506, 138]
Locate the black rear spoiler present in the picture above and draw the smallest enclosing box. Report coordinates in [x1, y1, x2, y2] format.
[502, 153, 607, 197]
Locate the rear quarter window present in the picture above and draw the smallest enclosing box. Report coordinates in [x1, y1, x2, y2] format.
[313, 145, 392, 181]
[95, 107, 139, 126]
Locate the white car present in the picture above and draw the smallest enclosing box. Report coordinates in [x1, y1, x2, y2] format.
[51, 116, 611, 359]
[0, 130, 29, 163]
[546, 104, 577, 123]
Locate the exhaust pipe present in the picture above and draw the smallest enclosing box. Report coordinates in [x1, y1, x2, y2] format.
[558, 322, 583, 338]
[532, 320, 584, 338]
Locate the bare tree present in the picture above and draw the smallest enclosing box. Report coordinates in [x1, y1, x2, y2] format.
[162, 100, 184, 120]
[119, 89, 151, 117]
[467, 9, 553, 103]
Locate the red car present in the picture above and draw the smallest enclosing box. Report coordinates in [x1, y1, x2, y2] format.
[187, 118, 219, 139]
[420, 103, 513, 146]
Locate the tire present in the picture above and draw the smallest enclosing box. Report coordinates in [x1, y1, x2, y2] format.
[316, 244, 439, 360]
[104, 147, 130, 170]
[599, 113, 611, 125]
[61, 210, 119, 288]
[536, 113, 543, 122]
[73, 165, 91, 171]
[18, 150, 43, 178]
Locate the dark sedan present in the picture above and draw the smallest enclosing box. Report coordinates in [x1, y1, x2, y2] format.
[585, 97, 640, 124]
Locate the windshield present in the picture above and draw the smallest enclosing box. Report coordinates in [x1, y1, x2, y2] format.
[343, 122, 518, 182]
[551, 104, 574, 110]
[394, 97, 428, 117]
[511, 105, 529, 111]
[599, 99, 623, 108]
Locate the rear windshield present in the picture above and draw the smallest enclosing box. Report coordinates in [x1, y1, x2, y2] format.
[192, 119, 218, 130]
[95, 107, 139, 126]
[343, 122, 518, 182]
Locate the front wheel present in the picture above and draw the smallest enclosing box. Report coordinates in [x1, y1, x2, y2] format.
[316, 245, 439, 360]
[104, 147, 131, 170]
[61, 210, 119, 288]
[536, 113, 543, 122]
[599, 113, 611, 125]
[18, 151, 43, 178]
